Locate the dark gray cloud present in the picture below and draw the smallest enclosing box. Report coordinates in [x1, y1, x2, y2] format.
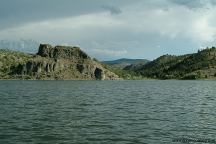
[102, 5, 122, 15]
[169, 0, 216, 9]
[0, 0, 101, 30]
[169, 0, 203, 8]
[0, 0, 132, 30]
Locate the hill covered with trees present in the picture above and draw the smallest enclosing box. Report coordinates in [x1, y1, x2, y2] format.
[123, 47, 216, 80]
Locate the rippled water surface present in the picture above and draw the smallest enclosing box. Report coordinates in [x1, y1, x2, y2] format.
[0, 80, 216, 144]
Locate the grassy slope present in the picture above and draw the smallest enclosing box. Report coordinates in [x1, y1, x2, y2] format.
[125, 47, 216, 79]
[0, 49, 32, 78]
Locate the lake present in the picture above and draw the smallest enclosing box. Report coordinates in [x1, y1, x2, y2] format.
[0, 80, 216, 144]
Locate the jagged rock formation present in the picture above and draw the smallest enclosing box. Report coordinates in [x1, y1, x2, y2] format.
[0, 44, 120, 80]
[37, 44, 90, 60]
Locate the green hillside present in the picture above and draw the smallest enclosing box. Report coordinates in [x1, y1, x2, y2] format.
[124, 47, 216, 80]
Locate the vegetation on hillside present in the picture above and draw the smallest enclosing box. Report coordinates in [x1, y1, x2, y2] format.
[101, 62, 146, 80]
[2, 46, 216, 80]
[0, 49, 32, 78]
[124, 47, 216, 80]
[0, 45, 120, 80]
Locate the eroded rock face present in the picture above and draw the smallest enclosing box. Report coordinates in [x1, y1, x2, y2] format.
[14, 60, 63, 76]
[37, 44, 90, 60]
[8, 44, 120, 80]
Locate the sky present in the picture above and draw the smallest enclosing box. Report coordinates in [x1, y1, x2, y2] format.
[1, 0, 216, 60]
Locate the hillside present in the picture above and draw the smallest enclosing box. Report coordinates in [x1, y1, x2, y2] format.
[0, 44, 120, 80]
[2, 45, 216, 80]
[103, 58, 149, 69]
[124, 47, 216, 79]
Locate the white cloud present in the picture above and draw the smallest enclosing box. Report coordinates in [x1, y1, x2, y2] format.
[114, 1, 216, 43]
[39, 13, 123, 30]
[1, 0, 216, 60]
[189, 11, 216, 43]
[0, 12, 123, 39]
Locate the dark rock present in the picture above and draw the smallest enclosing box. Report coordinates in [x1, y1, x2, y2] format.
[45, 63, 50, 73]
[77, 64, 85, 73]
[94, 67, 104, 80]
[37, 44, 53, 57]
[26, 61, 34, 73]
[37, 44, 90, 60]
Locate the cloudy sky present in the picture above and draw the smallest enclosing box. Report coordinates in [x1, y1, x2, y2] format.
[1, 0, 216, 60]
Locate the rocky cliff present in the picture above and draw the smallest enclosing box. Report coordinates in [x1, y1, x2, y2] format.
[0, 44, 120, 80]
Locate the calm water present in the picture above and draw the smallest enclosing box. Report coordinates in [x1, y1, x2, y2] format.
[0, 80, 216, 144]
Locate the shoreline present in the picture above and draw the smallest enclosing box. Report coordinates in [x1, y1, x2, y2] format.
[1, 78, 216, 81]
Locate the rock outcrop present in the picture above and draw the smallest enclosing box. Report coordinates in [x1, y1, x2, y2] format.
[37, 44, 90, 60]
[0, 44, 120, 80]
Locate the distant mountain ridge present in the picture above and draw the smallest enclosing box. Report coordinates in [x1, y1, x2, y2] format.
[0, 39, 39, 53]
[103, 58, 149, 69]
